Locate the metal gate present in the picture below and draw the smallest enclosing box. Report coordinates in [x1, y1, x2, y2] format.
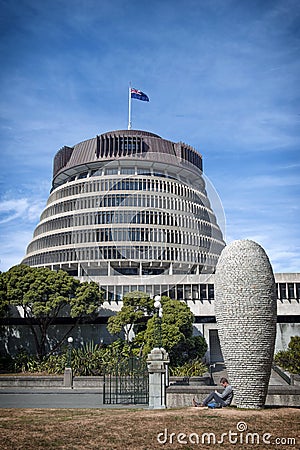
[103, 357, 149, 405]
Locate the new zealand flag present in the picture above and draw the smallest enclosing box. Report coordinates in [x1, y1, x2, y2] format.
[130, 88, 149, 102]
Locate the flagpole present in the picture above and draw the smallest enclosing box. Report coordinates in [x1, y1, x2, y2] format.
[128, 84, 132, 130]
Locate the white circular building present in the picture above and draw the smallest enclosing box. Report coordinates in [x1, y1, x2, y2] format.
[22, 129, 225, 303]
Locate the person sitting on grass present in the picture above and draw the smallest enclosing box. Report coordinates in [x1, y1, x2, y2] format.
[193, 377, 233, 407]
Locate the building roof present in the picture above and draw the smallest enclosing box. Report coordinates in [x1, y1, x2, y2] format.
[52, 129, 203, 188]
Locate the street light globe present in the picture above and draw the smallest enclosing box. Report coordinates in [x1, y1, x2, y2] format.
[67, 337, 73, 344]
[154, 300, 161, 309]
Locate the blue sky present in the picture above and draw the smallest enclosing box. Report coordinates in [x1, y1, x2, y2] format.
[0, 0, 299, 273]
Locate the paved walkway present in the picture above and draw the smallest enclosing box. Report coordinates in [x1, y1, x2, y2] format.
[0, 388, 102, 408]
[0, 388, 149, 409]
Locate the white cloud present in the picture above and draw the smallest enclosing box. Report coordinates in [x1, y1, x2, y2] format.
[226, 219, 300, 274]
[0, 196, 45, 271]
[0, 198, 44, 224]
[243, 175, 300, 189]
[0, 229, 33, 272]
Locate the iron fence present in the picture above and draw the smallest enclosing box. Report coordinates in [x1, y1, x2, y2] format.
[103, 356, 149, 405]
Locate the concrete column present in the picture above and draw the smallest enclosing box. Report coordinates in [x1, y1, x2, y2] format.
[64, 368, 73, 388]
[147, 348, 169, 409]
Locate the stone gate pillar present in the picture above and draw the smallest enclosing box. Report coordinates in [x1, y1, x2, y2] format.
[147, 348, 169, 409]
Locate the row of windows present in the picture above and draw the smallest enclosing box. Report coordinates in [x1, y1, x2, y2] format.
[34, 210, 222, 242]
[97, 283, 213, 301]
[28, 227, 222, 253]
[49, 176, 206, 206]
[94, 211, 215, 235]
[55, 167, 197, 190]
[278, 283, 300, 300]
[25, 246, 219, 266]
[96, 282, 300, 302]
[42, 193, 214, 223]
[34, 216, 73, 237]
[125, 281, 298, 302]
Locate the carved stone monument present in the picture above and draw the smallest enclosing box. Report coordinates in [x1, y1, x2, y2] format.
[215, 240, 277, 409]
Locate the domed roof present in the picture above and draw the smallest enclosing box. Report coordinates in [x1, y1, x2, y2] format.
[53, 129, 203, 187]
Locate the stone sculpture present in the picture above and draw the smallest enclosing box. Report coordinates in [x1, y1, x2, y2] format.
[214, 240, 277, 409]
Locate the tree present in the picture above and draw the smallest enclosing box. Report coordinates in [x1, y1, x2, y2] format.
[274, 336, 300, 374]
[140, 297, 207, 366]
[0, 272, 9, 319]
[111, 294, 208, 366]
[1, 265, 103, 358]
[107, 291, 154, 343]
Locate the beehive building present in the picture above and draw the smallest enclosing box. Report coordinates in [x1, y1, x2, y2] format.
[22, 129, 225, 303]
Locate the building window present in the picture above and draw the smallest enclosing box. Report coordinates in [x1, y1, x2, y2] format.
[105, 168, 118, 175]
[208, 284, 214, 300]
[177, 285, 183, 300]
[200, 284, 207, 300]
[288, 283, 295, 299]
[77, 172, 88, 179]
[279, 283, 287, 299]
[121, 167, 135, 175]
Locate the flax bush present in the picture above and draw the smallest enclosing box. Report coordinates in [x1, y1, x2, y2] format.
[1, 340, 137, 376]
[169, 359, 208, 377]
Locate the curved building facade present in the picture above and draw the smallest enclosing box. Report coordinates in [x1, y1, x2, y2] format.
[22, 129, 225, 303]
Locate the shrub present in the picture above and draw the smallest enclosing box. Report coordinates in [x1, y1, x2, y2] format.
[39, 353, 67, 374]
[10, 350, 40, 373]
[274, 336, 300, 374]
[71, 341, 104, 376]
[169, 359, 208, 377]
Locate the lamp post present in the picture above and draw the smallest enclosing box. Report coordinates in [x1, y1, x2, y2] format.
[67, 336, 73, 368]
[154, 295, 162, 348]
[64, 336, 73, 388]
[209, 363, 216, 386]
[147, 295, 170, 409]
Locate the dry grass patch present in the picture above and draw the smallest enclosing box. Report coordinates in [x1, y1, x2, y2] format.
[0, 407, 299, 449]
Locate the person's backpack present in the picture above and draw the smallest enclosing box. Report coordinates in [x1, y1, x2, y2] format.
[207, 401, 222, 408]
